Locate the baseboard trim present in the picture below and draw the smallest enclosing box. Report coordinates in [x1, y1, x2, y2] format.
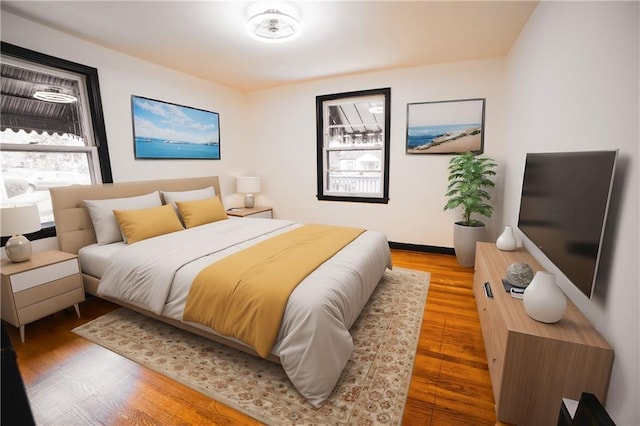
[388, 241, 455, 255]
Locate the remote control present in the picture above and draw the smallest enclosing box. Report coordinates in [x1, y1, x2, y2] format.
[483, 282, 494, 298]
[510, 287, 525, 299]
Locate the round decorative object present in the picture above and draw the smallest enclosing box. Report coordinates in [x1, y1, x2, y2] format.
[496, 225, 517, 251]
[523, 271, 567, 323]
[505, 262, 534, 288]
[5, 234, 33, 262]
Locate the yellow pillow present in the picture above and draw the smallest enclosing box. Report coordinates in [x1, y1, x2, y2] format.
[113, 204, 184, 244]
[176, 197, 228, 229]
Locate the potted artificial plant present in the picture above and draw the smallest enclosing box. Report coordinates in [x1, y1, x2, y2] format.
[444, 152, 497, 267]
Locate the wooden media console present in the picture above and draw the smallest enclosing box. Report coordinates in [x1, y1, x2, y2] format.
[473, 242, 614, 425]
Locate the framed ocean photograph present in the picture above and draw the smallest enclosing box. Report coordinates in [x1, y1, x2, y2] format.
[406, 98, 485, 155]
[131, 95, 220, 159]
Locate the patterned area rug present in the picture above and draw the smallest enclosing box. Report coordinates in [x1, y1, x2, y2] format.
[72, 268, 430, 425]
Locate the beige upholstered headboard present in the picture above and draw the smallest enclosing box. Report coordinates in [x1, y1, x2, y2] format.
[50, 176, 222, 255]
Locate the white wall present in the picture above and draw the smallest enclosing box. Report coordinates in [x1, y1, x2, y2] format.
[1, 11, 250, 205]
[503, 2, 639, 424]
[246, 58, 507, 246]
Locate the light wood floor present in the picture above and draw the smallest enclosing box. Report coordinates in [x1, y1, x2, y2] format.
[5, 249, 497, 425]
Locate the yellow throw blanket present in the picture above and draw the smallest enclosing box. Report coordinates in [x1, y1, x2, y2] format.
[183, 224, 365, 358]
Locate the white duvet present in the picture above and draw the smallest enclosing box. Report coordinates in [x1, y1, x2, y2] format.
[97, 218, 391, 407]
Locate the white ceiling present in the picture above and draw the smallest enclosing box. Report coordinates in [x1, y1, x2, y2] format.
[1, 1, 538, 92]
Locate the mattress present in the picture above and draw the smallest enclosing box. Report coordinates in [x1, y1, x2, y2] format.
[77, 216, 245, 278]
[78, 242, 126, 278]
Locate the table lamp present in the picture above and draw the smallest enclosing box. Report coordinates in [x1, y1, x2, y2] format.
[236, 176, 261, 208]
[1, 204, 42, 262]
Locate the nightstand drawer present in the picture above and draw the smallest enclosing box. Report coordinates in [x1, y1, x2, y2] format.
[248, 210, 273, 219]
[14, 274, 83, 309]
[10, 259, 79, 292]
[16, 288, 85, 325]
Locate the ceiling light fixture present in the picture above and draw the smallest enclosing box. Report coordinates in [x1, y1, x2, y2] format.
[247, 9, 300, 43]
[33, 87, 77, 103]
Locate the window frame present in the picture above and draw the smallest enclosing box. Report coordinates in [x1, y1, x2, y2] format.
[1, 42, 112, 243]
[316, 88, 391, 204]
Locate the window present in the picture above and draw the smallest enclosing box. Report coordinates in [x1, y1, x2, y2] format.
[316, 88, 390, 203]
[1, 42, 112, 241]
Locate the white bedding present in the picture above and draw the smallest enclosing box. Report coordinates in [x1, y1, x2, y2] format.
[95, 218, 391, 407]
[78, 242, 126, 278]
[77, 216, 245, 278]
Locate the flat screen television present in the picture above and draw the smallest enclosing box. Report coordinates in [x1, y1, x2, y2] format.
[517, 150, 618, 298]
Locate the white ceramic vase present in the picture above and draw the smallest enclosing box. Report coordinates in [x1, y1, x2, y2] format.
[523, 271, 567, 323]
[496, 225, 517, 251]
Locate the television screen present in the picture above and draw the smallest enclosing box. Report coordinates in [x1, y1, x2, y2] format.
[517, 150, 618, 298]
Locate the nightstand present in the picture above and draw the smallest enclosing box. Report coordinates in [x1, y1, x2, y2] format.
[226, 206, 273, 219]
[1, 250, 84, 342]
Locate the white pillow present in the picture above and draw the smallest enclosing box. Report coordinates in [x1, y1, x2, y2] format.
[161, 186, 216, 205]
[84, 191, 162, 245]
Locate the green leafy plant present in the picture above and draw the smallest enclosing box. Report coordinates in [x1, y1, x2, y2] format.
[444, 152, 497, 227]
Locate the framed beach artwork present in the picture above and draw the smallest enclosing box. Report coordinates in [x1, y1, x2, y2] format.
[131, 95, 220, 159]
[406, 98, 485, 155]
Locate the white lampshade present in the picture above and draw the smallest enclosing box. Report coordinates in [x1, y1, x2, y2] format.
[1, 204, 42, 262]
[237, 176, 261, 194]
[1, 204, 41, 236]
[237, 176, 261, 209]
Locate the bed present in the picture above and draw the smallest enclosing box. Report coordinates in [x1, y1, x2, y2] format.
[49, 176, 392, 407]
